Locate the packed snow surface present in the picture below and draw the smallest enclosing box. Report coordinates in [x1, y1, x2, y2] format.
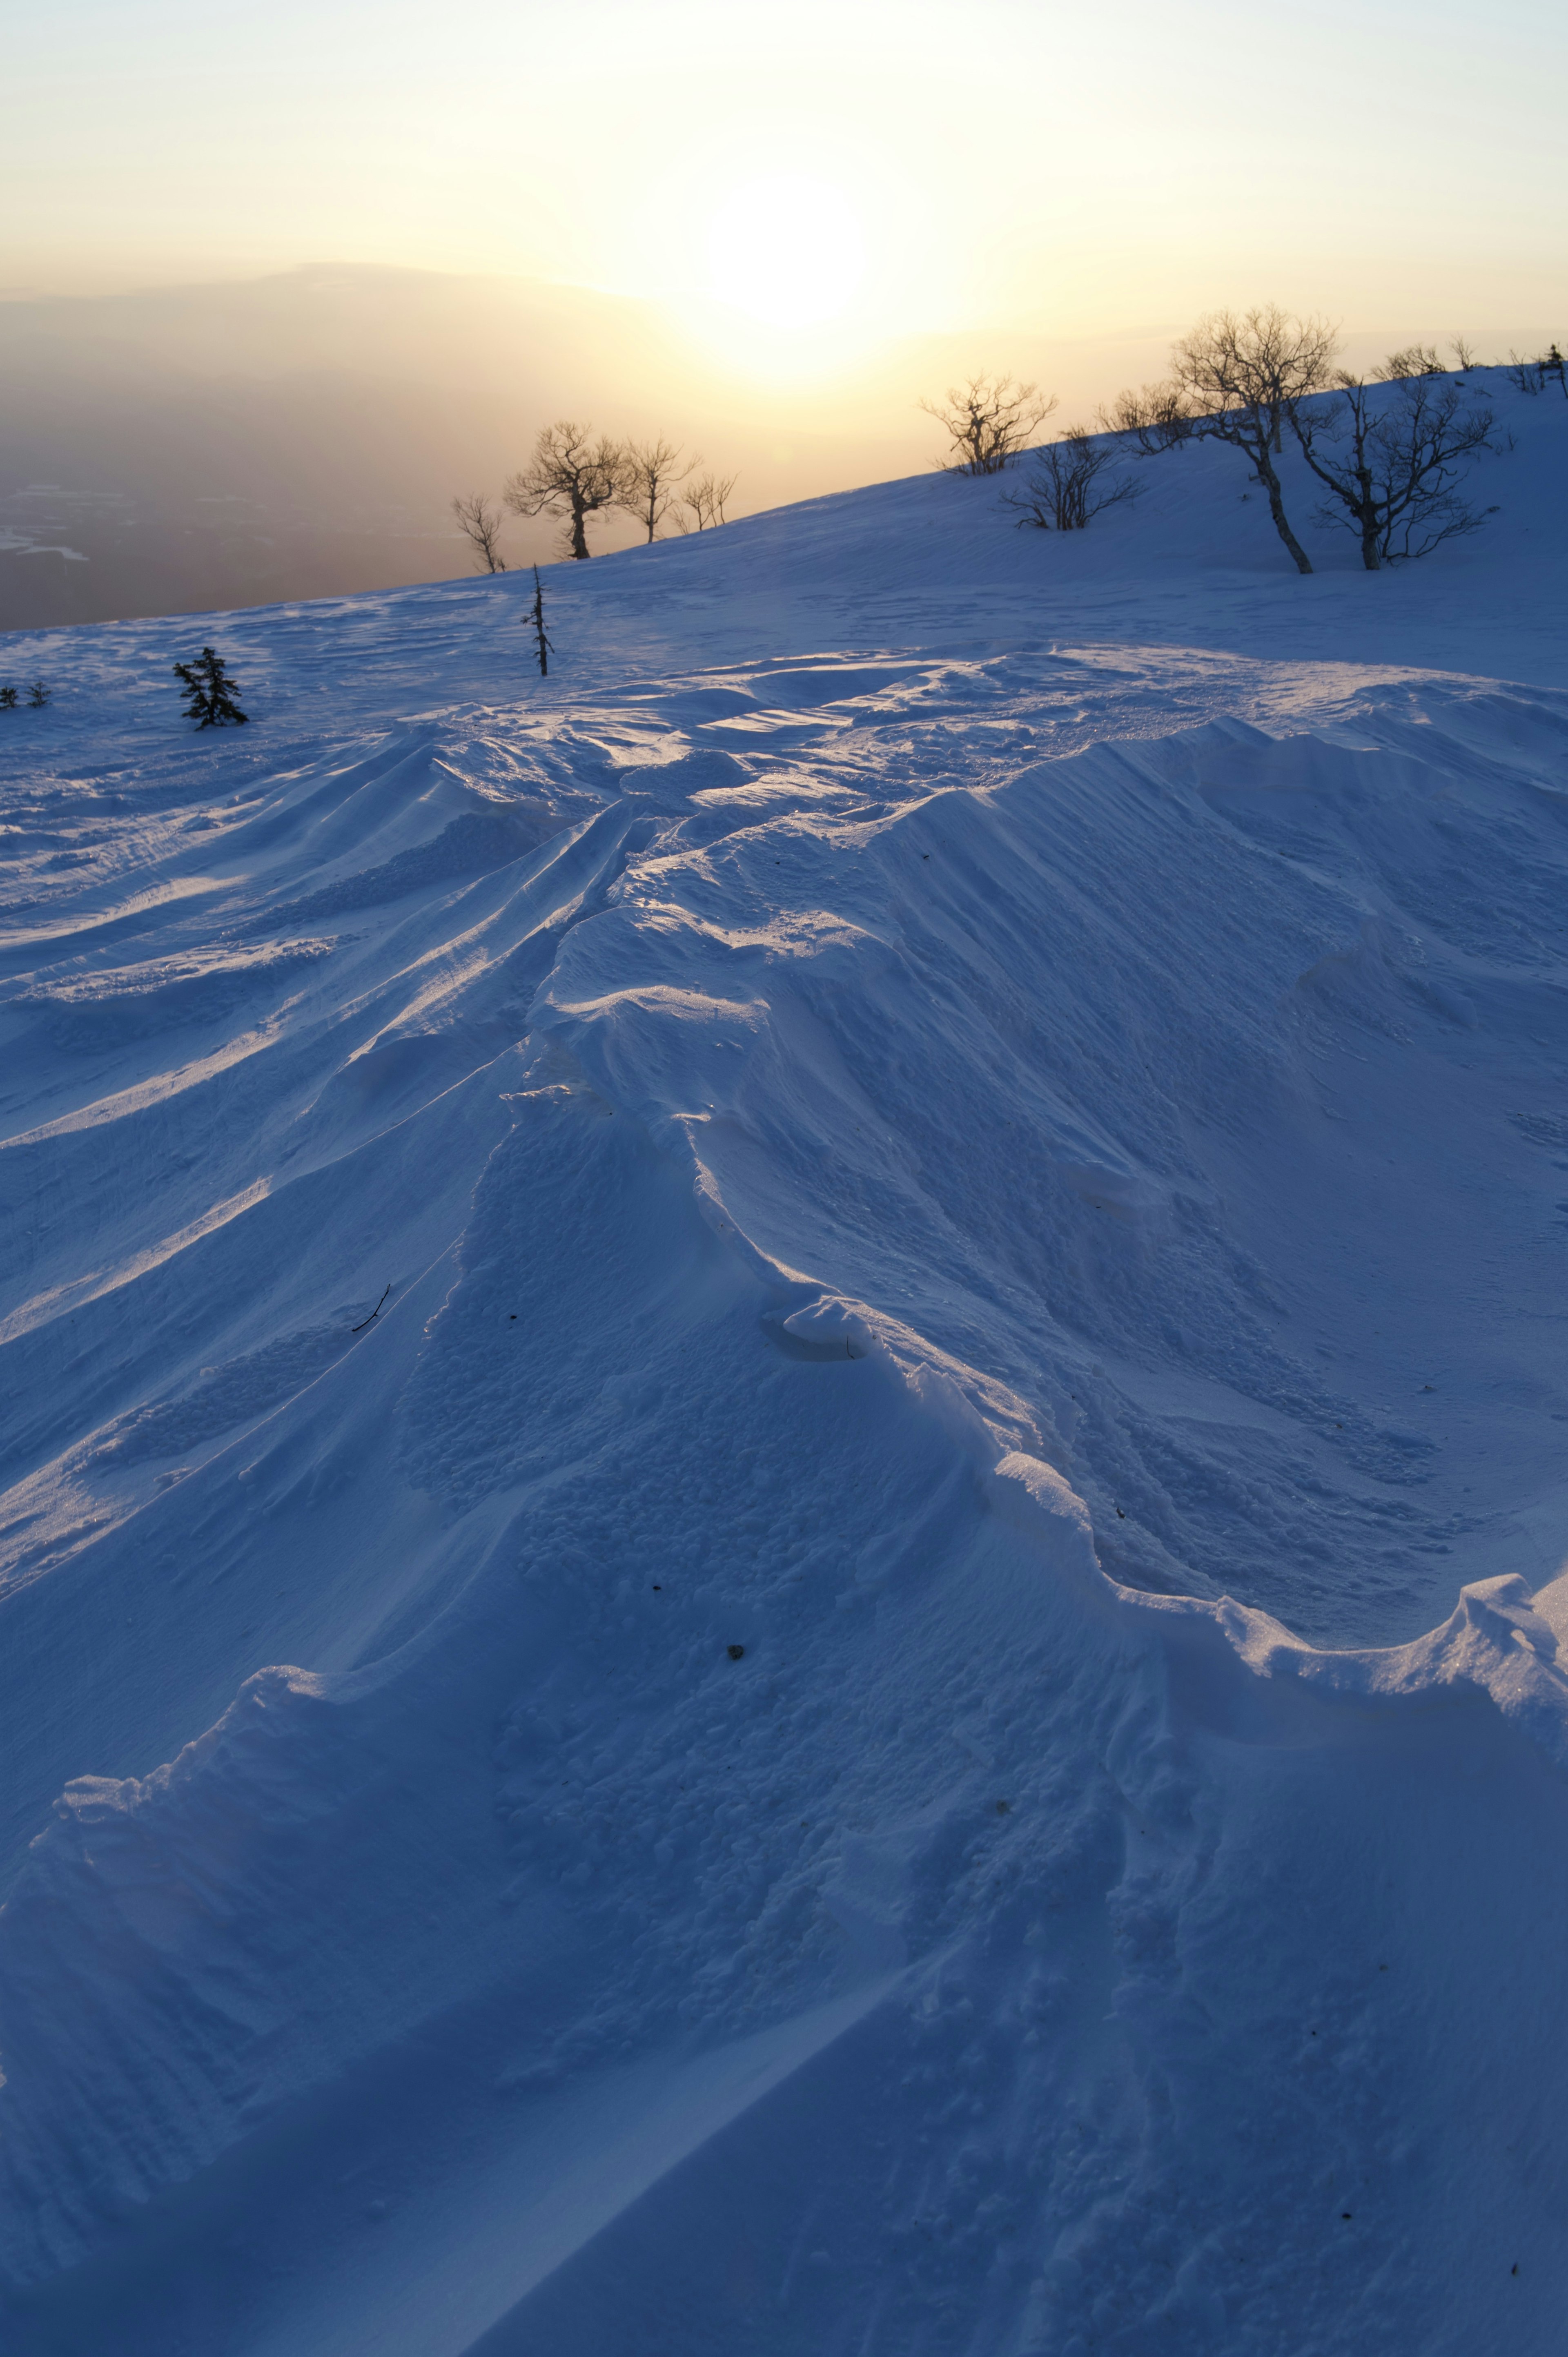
[3, 377, 1568, 2353]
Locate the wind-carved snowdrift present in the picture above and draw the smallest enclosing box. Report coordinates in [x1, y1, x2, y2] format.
[5, 471, 1568, 2353]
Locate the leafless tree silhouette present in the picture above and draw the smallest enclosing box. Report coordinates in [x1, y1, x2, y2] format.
[1506, 343, 1567, 397]
[1098, 381, 1193, 454]
[503, 422, 626, 560]
[1002, 428, 1141, 531]
[619, 438, 692, 542]
[1379, 345, 1443, 382]
[679, 472, 737, 532]
[451, 492, 507, 573]
[1292, 361, 1497, 569]
[919, 375, 1056, 475]
[1170, 306, 1341, 572]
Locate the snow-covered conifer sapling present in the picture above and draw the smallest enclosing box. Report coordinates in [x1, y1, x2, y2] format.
[174, 647, 248, 727]
[529, 566, 552, 677]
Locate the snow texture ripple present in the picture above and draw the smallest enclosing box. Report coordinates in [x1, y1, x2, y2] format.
[2, 375, 1568, 2352]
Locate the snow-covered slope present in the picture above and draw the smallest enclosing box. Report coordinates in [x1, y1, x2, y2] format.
[3, 374, 1568, 2354]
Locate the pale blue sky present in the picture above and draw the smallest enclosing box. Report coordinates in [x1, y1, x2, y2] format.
[6, 0, 1564, 346]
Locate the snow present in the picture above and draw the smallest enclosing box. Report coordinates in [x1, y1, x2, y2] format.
[2, 370, 1568, 2352]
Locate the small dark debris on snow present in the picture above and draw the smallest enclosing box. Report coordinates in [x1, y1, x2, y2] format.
[727, 1643, 745, 1661]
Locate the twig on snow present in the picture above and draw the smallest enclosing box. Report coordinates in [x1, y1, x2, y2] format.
[352, 1283, 392, 1334]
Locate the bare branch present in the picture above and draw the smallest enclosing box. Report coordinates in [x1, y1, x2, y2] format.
[618, 437, 693, 543]
[1097, 381, 1194, 454]
[502, 421, 626, 560]
[1002, 426, 1142, 531]
[1376, 345, 1443, 383]
[1292, 371, 1498, 568]
[451, 492, 507, 574]
[352, 1284, 392, 1334]
[1169, 305, 1341, 573]
[1503, 345, 1566, 397]
[677, 471, 738, 532]
[918, 374, 1057, 475]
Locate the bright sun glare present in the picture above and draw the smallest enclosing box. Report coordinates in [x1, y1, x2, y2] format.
[705, 175, 867, 329]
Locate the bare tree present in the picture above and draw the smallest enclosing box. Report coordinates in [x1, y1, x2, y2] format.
[1098, 381, 1193, 454]
[678, 472, 737, 532]
[919, 374, 1056, 475]
[451, 492, 507, 573]
[1504, 344, 1566, 397]
[1002, 427, 1141, 531]
[503, 421, 625, 560]
[1449, 336, 1477, 371]
[619, 437, 692, 542]
[1170, 306, 1341, 573]
[1518, 342, 1568, 398]
[1291, 366, 1497, 569]
[1379, 344, 1443, 382]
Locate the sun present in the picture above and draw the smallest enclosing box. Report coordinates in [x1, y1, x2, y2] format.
[704, 174, 868, 329]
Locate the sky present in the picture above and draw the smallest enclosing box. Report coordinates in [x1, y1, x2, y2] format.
[7, 0, 1566, 368]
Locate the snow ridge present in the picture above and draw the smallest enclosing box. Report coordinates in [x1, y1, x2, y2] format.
[4, 391, 1568, 2351]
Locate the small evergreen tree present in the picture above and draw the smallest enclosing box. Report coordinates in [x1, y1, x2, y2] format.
[0, 687, 16, 710]
[174, 647, 247, 727]
[529, 565, 552, 676]
[26, 679, 50, 708]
